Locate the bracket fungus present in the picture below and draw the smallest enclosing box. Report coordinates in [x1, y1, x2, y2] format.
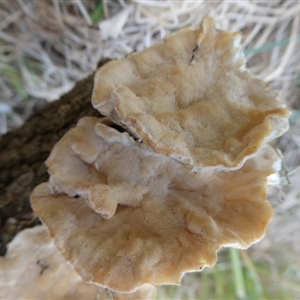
[0, 226, 99, 300]
[0, 225, 157, 299]
[32, 117, 277, 292]
[30, 17, 289, 295]
[92, 17, 289, 172]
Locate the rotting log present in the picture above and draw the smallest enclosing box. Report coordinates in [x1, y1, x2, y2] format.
[0, 60, 109, 255]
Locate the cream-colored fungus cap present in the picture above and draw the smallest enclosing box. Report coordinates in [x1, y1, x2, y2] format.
[31, 117, 276, 292]
[92, 17, 289, 172]
[0, 225, 99, 300]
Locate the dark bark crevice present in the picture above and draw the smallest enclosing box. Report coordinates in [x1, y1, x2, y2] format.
[0, 59, 109, 255]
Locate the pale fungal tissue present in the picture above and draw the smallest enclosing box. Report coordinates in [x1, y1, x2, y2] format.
[0, 225, 157, 299]
[29, 17, 289, 295]
[92, 17, 289, 172]
[0, 226, 99, 300]
[32, 117, 277, 292]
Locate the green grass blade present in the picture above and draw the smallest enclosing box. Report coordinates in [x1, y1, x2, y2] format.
[230, 248, 246, 299]
[213, 265, 224, 299]
[91, 0, 104, 24]
[240, 250, 263, 297]
[245, 34, 300, 55]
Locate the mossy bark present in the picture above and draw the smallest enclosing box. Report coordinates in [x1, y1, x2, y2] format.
[0, 61, 108, 255]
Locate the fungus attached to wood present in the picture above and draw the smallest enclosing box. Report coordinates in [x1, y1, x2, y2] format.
[31, 117, 277, 292]
[92, 17, 289, 172]
[29, 16, 289, 296]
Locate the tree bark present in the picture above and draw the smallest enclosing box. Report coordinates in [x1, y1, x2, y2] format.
[0, 60, 108, 254]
